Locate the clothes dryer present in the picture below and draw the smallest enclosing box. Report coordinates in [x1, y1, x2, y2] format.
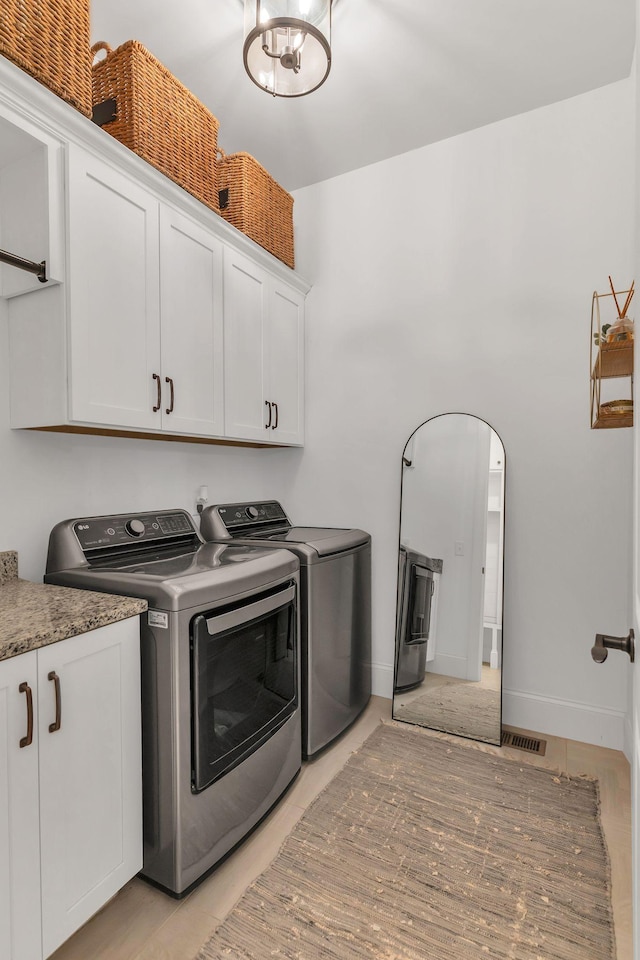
[200, 500, 371, 758]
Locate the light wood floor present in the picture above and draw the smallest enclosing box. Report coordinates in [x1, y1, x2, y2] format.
[396, 663, 502, 709]
[52, 696, 633, 960]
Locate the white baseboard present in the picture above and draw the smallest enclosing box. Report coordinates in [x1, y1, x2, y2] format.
[503, 688, 626, 751]
[623, 709, 633, 764]
[428, 653, 469, 680]
[371, 664, 628, 751]
[371, 661, 394, 699]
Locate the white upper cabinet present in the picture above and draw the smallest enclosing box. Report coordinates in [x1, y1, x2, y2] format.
[68, 150, 225, 436]
[2, 56, 308, 446]
[67, 146, 162, 430]
[266, 282, 305, 446]
[224, 248, 305, 446]
[159, 206, 224, 437]
[223, 249, 268, 442]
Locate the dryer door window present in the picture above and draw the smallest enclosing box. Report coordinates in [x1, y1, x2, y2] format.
[191, 583, 297, 793]
[406, 565, 434, 644]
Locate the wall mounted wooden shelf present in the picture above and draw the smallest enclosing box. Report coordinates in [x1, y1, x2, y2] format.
[590, 289, 634, 429]
[592, 340, 633, 379]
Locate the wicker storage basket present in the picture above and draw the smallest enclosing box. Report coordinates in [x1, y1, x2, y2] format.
[217, 149, 294, 269]
[0, 0, 92, 116]
[91, 41, 220, 213]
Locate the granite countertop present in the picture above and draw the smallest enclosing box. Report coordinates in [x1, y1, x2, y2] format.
[0, 550, 147, 663]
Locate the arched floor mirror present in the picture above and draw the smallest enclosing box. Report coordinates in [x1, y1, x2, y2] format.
[393, 413, 505, 745]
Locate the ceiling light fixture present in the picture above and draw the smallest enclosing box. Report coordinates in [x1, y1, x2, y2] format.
[243, 0, 332, 97]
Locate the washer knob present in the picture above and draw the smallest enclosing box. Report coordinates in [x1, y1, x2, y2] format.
[126, 518, 146, 538]
[246, 506, 259, 520]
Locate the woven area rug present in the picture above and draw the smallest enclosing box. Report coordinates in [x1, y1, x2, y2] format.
[394, 681, 501, 743]
[196, 722, 615, 960]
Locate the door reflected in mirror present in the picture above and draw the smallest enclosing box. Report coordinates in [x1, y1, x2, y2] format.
[393, 414, 504, 745]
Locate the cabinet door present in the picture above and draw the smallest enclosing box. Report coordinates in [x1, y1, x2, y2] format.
[38, 619, 142, 958]
[160, 207, 224, 436]
[266, 281, 305, 446]
[0, 652, 42, 960]
[67, 146, 161, 430]
[223, 248, 269, 442]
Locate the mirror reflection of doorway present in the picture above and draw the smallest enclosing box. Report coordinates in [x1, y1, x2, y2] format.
[393, 414, 505, 745]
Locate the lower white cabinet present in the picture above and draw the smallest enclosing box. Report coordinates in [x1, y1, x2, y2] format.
[0, 650, 42, 960]
[0, 617, 142, 960]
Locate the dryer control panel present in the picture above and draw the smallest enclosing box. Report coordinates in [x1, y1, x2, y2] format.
[215, 501, 289, 533]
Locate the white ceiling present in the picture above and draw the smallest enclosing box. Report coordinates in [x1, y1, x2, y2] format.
[90, 1, 636, 192]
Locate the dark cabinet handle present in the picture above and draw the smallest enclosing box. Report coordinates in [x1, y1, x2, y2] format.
[152, 373, 161, 412]
[19, 682, 34, 748]
[165, 377, 174, 415]
[48, 671, 61, 732]
[591, 629, 635, 663]
[265, 400, 272, 429]
[272, 402, 278, 430]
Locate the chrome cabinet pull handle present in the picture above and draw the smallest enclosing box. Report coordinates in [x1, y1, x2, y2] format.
[165, 377, 175, 414]
[152, 373, 161, 412]
[19, 682, 34, 748]
[48, 671, 61, 732]
[272, 402, 278, 430]
[265, 400, 272, 429]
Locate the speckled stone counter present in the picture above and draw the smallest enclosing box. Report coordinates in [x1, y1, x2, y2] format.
[0, 550, 147, 662]
[0, 550, 18, 586]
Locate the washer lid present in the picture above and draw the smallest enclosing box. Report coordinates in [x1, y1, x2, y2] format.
[259, 527, 370, 557]
[44, 542, 299, 611]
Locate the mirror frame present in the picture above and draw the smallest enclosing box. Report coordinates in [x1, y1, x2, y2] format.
[392, 412, 506, 745]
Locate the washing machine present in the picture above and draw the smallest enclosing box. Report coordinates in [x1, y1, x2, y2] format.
[45, 508, 300, 897]
[200, 500, 371, 758]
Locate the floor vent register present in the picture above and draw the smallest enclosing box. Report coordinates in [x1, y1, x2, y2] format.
[501, 729, 547, 756]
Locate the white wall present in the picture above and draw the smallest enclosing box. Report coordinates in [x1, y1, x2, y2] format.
[289, 79, 636, 749]
[0, 295, 293, 582]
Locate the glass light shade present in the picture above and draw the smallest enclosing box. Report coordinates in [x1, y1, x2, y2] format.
[243, 0, 332, 97]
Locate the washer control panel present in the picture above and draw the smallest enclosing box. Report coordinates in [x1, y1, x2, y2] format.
[73, 510, 196, 552]
[216, 501, 288, 531]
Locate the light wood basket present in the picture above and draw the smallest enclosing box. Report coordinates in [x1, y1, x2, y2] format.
[91, 41, 220, 213]
[217, 149, 294, 269]
[0, 0, 92, 116]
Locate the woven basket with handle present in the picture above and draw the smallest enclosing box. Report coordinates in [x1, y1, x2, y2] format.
[0, 0, 92, 115]
[91, 40, 220, 213]
[217, 149, 294, 269]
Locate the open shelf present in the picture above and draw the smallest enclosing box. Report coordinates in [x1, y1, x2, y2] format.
[591, 340, 633, 379]
[592, 408, 633, 429]
[590, 289, 634, 429]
